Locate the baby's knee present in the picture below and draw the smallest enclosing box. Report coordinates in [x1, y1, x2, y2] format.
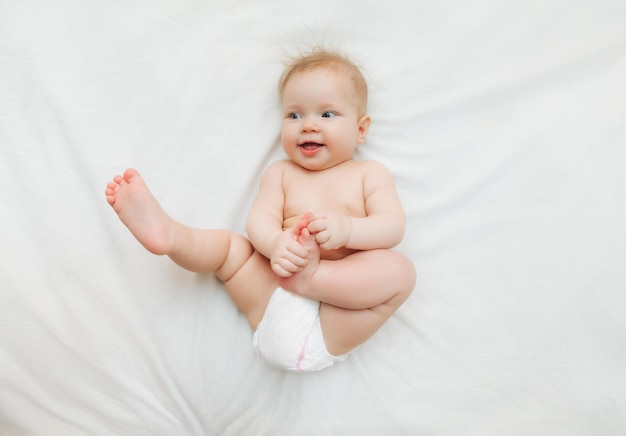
[391, 251, 416, 298]
[216, 233, 254, 282]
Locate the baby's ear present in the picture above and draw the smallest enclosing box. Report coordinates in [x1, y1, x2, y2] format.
[357, 115, 371, 144]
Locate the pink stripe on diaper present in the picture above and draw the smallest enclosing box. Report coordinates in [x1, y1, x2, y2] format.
[296, 337, 308, 371]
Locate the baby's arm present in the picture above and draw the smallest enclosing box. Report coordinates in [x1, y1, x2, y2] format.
[246, 161, 308, 277]
[308, 161, 405, 251]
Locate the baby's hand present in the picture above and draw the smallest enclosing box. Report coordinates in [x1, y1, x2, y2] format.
[270, 224, 309, 277]
[307, 211, 352, 250]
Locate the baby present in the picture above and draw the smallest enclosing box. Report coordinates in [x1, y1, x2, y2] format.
[105, 49, 416, 371]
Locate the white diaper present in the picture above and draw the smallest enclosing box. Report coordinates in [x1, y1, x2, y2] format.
[252, 287, 348, 372]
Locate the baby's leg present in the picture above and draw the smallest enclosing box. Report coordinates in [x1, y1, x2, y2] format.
[106, 168, 241, 272]
[105, 169, 276, 328]
[279, 229, 415, 355]
[320, 250, 416, 355]
[318, 252, 415, 355]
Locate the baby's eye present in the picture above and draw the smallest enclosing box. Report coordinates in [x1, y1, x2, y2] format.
[288, 112, 302, 120]
[321, 111, 335, 118]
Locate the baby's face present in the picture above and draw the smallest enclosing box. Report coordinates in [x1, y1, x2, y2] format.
[281, 68, 369, 171]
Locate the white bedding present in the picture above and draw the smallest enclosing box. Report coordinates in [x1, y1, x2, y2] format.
[2, 1, 626, 434]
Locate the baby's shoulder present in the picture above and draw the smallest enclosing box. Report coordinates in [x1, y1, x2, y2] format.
[261, 160, 310, 186]
[354, 159, 392, 176]
[261, 159, 293, 178]
[355, 160, 396, 191]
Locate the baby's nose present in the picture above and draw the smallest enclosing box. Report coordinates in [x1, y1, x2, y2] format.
[301, 116, 319, 132]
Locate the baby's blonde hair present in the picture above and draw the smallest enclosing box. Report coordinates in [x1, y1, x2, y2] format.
[279, 48, 368, 116]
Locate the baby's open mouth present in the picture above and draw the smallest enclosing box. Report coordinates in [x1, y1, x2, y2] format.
[299, 142, 324, 150]
[298, 142, 324, 156]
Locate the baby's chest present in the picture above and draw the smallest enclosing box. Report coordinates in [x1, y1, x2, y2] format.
[285, 180, 366, 216]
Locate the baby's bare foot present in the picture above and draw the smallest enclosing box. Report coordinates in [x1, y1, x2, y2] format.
[105, 169, 174, 255]
[278, 227, 321, 296]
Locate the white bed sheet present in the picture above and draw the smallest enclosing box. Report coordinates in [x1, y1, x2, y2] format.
[2, 1, 626, 434]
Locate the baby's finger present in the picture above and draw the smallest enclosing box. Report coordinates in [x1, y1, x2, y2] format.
[276, 250, 306, 269]
[319, 241, 335, 251]
[307, 218, 326, 234]
[271, 263, 290, 277]
[272, 260, 298, 277]
[287, 253, 309, 267]
[282, 256, 306, 272]
[314, 231, 330, 245]
[288, 241, 309, 258]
